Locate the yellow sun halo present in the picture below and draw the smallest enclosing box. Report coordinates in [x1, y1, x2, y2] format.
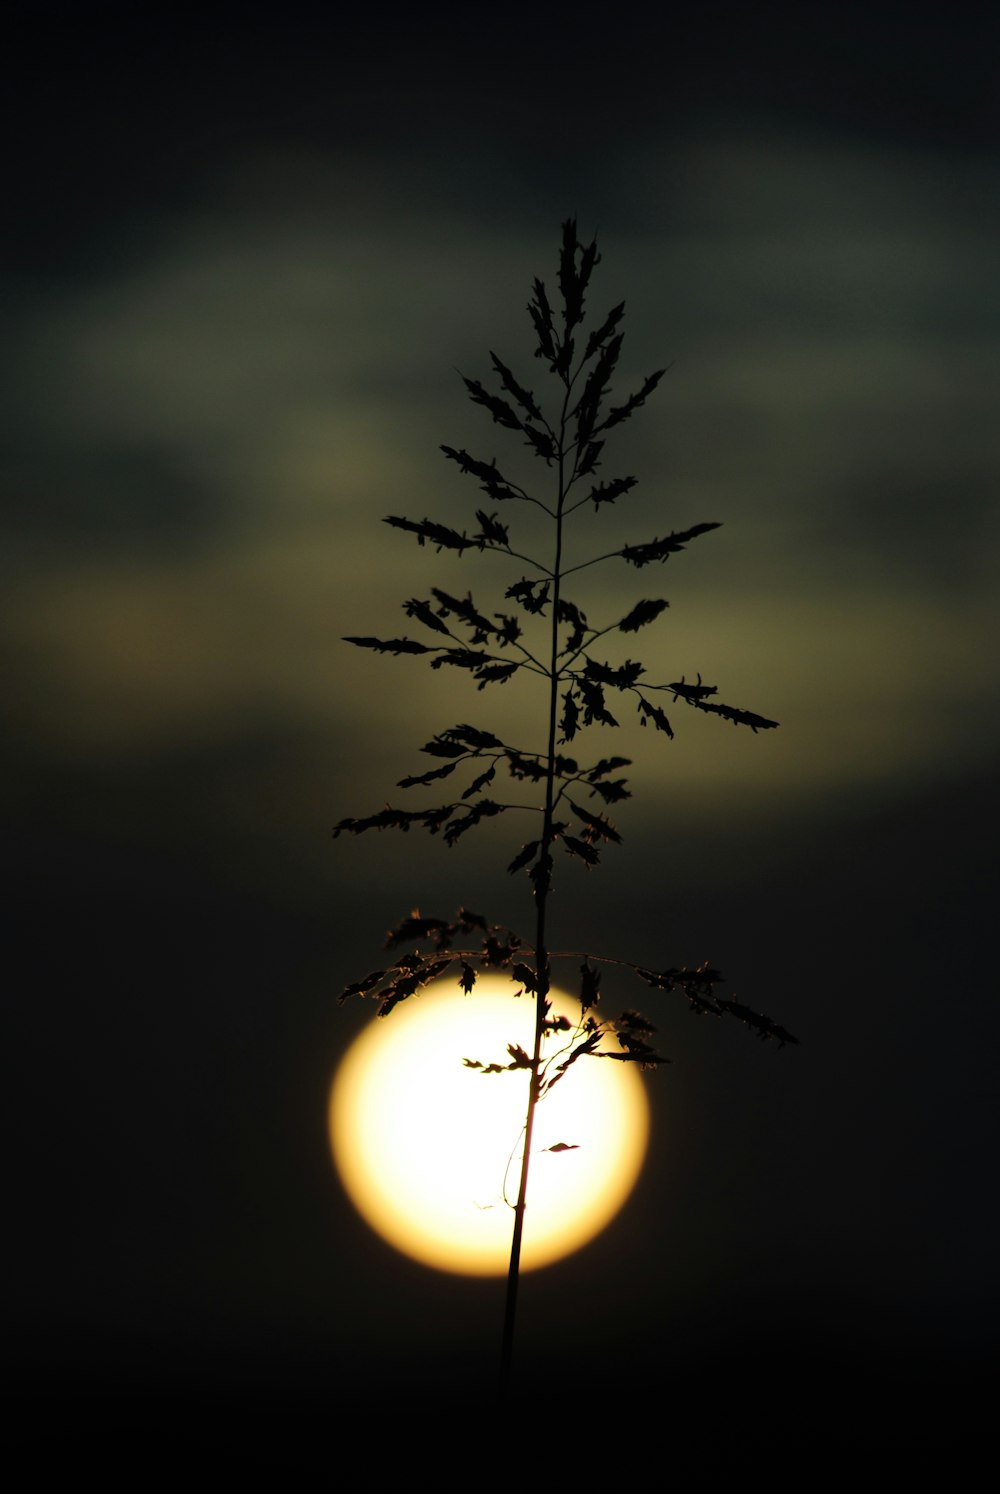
[329, 976, 649, 1275]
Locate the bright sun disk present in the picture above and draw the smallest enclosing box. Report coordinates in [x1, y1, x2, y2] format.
[329, 976, 650, 1275]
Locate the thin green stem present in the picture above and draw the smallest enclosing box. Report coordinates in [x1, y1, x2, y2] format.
[559, 548, 623, 579]
[503, 640, 549, 674]
[490, 545, 555, 577]
[499, 367, 571, 1399]
[506, 493, 556, 517]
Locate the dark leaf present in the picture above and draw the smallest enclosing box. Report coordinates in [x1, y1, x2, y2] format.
[440, 723, 504, 750]
[403, 598, 451, 636]
[692, 699, 779, 732]
[583, 300, 625, 360]
[398, 762, 461, 789]
[377, 984, 415, 1018]
[456, 906, 489, 933]
[584, 656, 645, 690]
[474, 509, 509, 548]
[527, 276, 558, 366]
[431, 588, 493, 637]
[576, 439, 604, 476]
[567, 798, 622, 844]
[547, 1028, 602, 1088]
[588, 776, 631, 805]
[605, 1039, 670, 1068]
[599, 368, 667, 431]
[579, 960, 601, 1012]
[463, 1057, 510, 1074]
[333, 807, 426, 837]
[562, 834, 600, 866]
[587, 475, 637, 509]
[634, 963, 724, 1017]
[577, 235, 600, 298]
[443, 799, 505, 845]
[393, 952, 423, 971]
[504, 750, 547, 783]
[343, 635, 433, 656]
[475, 662, 520, 688]
[511, 963, 539, 994]
[385, 913, 451, 948]
[544, 1142, 580, 1153]
[667, 677, 777, 730]
[636, 697, 674, 737]
[337, 969, 386, 1004]
[459, 961, 477, 994]
[421, 957, 454, 984]
[420, 736, 468, 759]
[419, 805, 456, 835]
[718, 998, 799, 1046]
[377, 956, 453, 1017]
[429, 648, 493, 672]
[493, 613, 522, 647]
[523, 424, 556, 462]
[586, 755, 632, 780]
[559, 218, 582, 330]
[482, 934, 520, 967]
[489, 352, 543, 421]
[618, 598, 669, 634]
[559, 688, 580, 744]
[462, 764, 497, 799]
[440, 445, 520, 502]
[462, 375, 522, 430]
[621, 522, 722, 567]
[572, 333, 623, 442]
[557, 598, 588, 655]
[384, 515, 471, 553]
[506, 578, 550, 615]
[617, 1008, 657, 1035]
[577, 677, 619, 728]
[667, 675, 717, 702]
[508, 839, 540, 875]
[559, 218, 598, 333]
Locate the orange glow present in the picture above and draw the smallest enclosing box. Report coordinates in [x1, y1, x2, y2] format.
[329, 976, 649, 1275]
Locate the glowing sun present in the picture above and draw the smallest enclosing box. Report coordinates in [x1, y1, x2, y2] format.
[329, 976, 649, 1275]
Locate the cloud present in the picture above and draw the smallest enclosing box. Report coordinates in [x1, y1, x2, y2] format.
[5, 131, 996, 821]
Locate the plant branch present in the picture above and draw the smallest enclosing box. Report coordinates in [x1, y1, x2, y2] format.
[335, 221, 790, 1406]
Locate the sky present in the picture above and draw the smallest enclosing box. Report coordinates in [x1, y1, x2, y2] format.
[5, 0, 998, 1469]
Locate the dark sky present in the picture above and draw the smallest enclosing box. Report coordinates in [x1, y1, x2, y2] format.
[5, 0, 998, 1469]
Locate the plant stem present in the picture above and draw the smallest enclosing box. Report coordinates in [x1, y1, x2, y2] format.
[498, 384, 570, 1397]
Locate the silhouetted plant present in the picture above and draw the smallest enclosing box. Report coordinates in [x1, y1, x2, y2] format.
[335, 222, 795, 1394]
